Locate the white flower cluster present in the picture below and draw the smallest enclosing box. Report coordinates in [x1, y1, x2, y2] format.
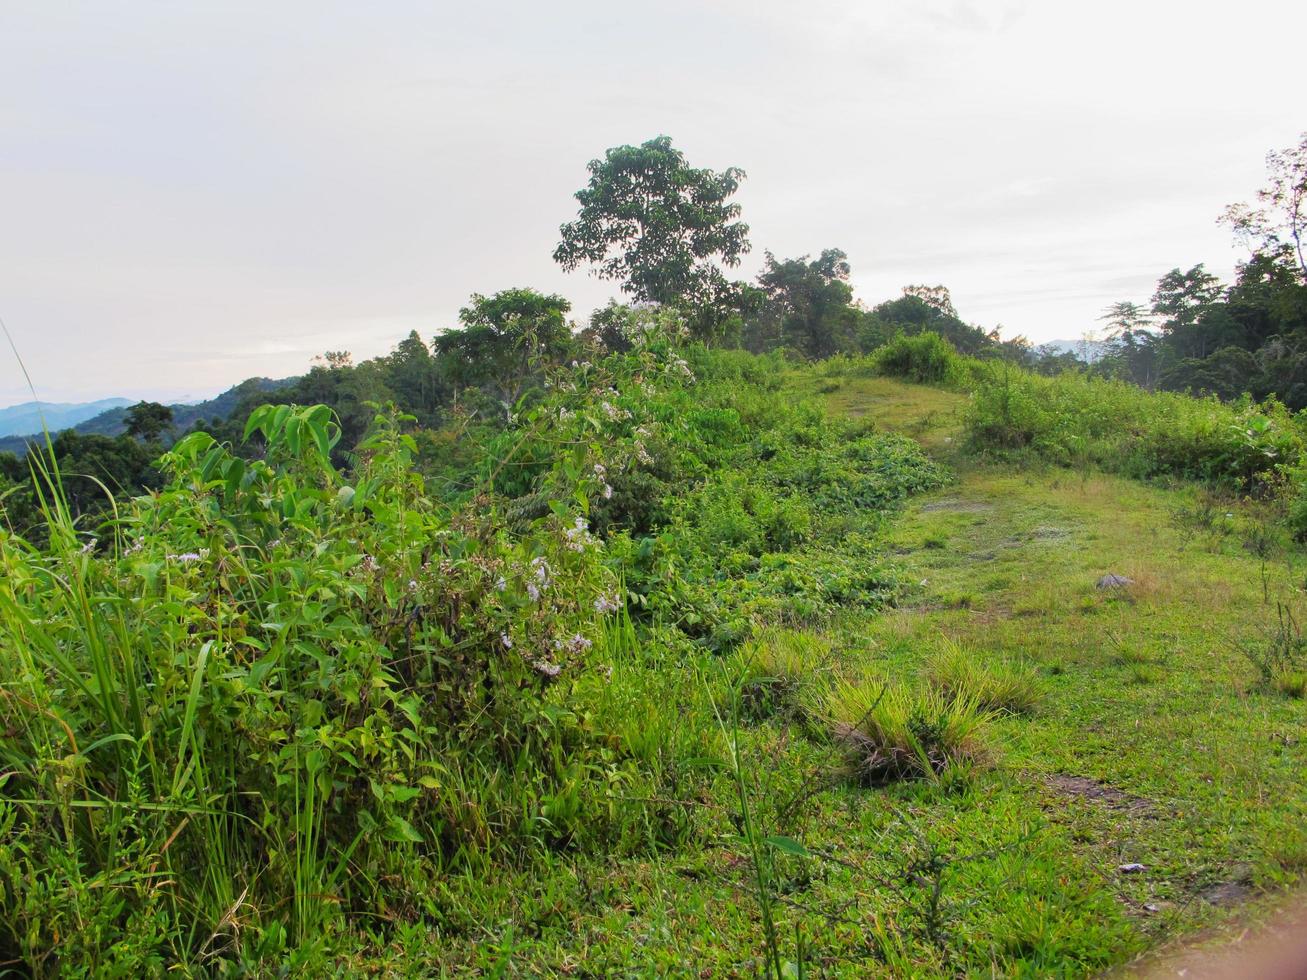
[600, 400, 632, 422]
[593, 593, 620, 614]
[526, 556, 551, 601]
[554, 633, 592, 655]
[563, 516, 599, 553]
[166, 549, 210, 563]
[592, 463, 614, 501]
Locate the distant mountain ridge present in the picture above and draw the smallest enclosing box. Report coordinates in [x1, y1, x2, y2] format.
[0, 398, 133, 437]
[1038, 338, 1108, 362]
[0, 378, 294, 456]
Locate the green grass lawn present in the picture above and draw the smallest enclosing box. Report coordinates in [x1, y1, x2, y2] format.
[322, 377, 1307, 975]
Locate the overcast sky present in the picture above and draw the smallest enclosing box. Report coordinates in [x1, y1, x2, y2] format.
[1, 1, 1302, 406]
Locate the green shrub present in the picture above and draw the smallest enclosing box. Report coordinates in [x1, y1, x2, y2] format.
[871, 332, 962, 384]
[964, 364, 1307, 493]
[924, 642, 1042, 715]
[822, 680, 995, 784]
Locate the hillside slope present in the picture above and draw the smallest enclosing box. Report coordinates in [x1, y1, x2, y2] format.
[417, 374, 1306, 975]
[2, 362, 1302, 976]
[0, 376, 292, 455]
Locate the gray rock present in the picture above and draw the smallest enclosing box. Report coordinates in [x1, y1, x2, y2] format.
[1096, 574, 1134, 589]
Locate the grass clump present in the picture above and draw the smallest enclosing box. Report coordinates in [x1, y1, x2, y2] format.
[924, 641, 1043, 714]
[1239, 603, 1307, 698]
[1273, 668, 1307, 699]
[822, 680, 995, 784]
[733, 628, 832, 722]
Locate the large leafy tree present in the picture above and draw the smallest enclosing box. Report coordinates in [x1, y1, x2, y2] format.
[1094, 303, 1161, 387]
[1097, 301, 1152, 340]
[871, 286, 991, 355]
[385, 330, 446, 425]
[434, 288, 573, 416]
[123, 401, 174, 443]
[756, 249, 857, 358]
[553, 137, 751, 313]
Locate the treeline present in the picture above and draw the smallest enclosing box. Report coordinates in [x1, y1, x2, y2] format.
[1088, 133, 1307, 407]
[3, 133, 1304, 536]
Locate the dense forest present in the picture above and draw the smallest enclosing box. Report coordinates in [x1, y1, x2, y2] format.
[1, 135, 1306, 975]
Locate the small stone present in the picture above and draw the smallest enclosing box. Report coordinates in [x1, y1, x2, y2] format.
[1118, 862, 1146, 873]
[1097, 574, 1134, 589]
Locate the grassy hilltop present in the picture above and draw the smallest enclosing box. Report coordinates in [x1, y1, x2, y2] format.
[1, 333, 1305, 976]
[3, 132, 1307, 975]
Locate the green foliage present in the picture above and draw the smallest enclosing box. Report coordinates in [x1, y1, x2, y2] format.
[1289, 468, 1307, 540]
[821, 680, 995, 784]
[964, 361, 1307, 493]
[754, 249, 858, 358]
[0, 395, 649, 970]
[871, 331, 965, 384]
[3, 429, 163, 537]
[434, 287, 575, 415]
[597, 354, 944, 645]
[1237, 603, 1307, 697]
[554, 136, 751, 315]
[122, 400, 174, 443]
[0, 317, 955, 971]
[924, 642, 1042, 715]
[733, 628, 833, 722]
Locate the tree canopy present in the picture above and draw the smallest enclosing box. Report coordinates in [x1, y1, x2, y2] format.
[123, 401, 174, 443]
[756, 249, 856, 359]
[434, 288, 574, 415]
[554, 136, 751, 312]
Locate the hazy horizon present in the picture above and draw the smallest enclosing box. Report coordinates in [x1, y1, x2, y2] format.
[2, 1, 1303, 407]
